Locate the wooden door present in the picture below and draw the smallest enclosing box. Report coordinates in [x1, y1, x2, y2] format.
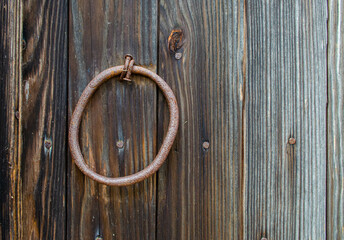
[1, 0, 343, 239]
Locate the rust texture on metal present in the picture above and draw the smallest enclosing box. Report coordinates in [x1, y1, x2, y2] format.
[119, 54, 134, 81]
[69, 55, 179, 186]
[202, 141, 210, 150]
[123, 59, 135, 81]
[288, 137, 296, 145]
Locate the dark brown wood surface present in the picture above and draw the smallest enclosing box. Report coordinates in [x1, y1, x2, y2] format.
[156, 0, 327, 239]
[1, 0, 342, 239]
[20, 0, 68, 239]
[0, 0, 21, 239]
[157, 0, 246, 239]
[68, 0, 158, 239]
[1, 0, 68, 239]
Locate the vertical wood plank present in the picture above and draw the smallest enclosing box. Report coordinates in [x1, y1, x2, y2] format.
[245, 1, 327, 239]
[327, 0, 344, 239]
[157, 0, 247, 239]
[68, 1, 157, 239]
[18, 0, 68, 239]
[0, 0, 21, 239]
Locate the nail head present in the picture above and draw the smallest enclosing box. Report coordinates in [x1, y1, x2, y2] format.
[202, 141, 210, 149]
[44, 140, 52, 149]
[175, 52, 182, 60]
[288, 137, 296, 145]
[116, 140, 124, 149]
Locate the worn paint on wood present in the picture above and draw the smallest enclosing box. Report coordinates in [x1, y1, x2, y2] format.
[157, 0, 246, 239]
[328, 0, 344, 239]
[68, 0, 157, 239]
[245, 1, 327, 239]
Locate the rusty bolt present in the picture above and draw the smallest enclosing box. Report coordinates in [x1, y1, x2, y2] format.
[116, 140, 124, 149]
[288, 137, 296, 145]
[175, 52, 182, 60]
[44, 140, 52, 149]
[202, 141, 210, 150]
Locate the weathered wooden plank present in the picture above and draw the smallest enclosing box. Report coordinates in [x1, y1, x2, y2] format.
[245, 1, 327, 239]
[327, 0, 344, 239]
[17, 0, 68, 239]
[157, 0, 246, 239]
[0, 0, 21, 239]
[68, 0, 157, 239]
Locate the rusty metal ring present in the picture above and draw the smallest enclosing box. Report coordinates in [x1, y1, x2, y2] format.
[69, 65, 179, 186]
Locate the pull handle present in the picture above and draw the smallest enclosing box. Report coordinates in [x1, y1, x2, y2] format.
[69, 55, 179, 186]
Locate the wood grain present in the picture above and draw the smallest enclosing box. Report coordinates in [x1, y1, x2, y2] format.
[68, 0, 158, 239]
[327, 0, 344, 239]
[157, 0, 247, 239]
[17, 0, 68, 239]
[1, 0, 340, 239]
[245, 1, 327, 239]
[0, 0, 21, 239]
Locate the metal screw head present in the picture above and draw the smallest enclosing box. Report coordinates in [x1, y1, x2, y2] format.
[175, 52, 182, 60]
[288, 137, 296, 145]
[202, 141, 210, 149]
[116, 140, 124, 149]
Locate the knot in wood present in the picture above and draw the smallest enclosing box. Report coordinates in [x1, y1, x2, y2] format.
[168, 29, 184, 53]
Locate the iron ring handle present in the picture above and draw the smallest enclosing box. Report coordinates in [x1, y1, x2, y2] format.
[69, 65, 179, 186]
